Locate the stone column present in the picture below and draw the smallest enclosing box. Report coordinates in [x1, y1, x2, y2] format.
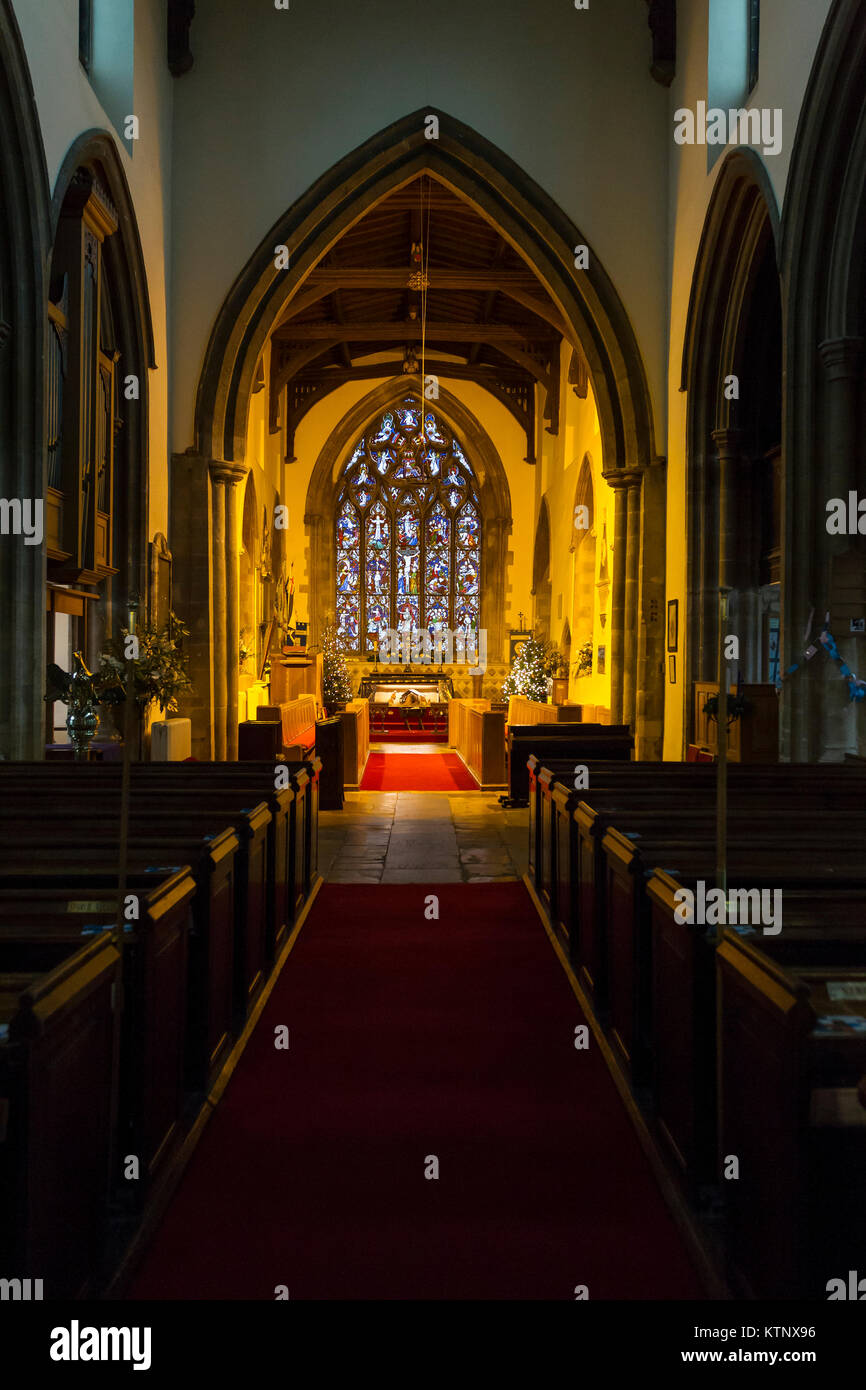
[609, 480, 629, 725]
[485, 515, 510, 663]
[304, 512, 327, 647]
[225, 464, 247, 760]
[817, 338, 864, 761]
[209, 463, 229, 761]
[712, 428, 743, 594]
[623, 474, 642, 731]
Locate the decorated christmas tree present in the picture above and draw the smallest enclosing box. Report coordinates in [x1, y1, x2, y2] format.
[321, 619, 354, 712]
[502, 634, 551, 703]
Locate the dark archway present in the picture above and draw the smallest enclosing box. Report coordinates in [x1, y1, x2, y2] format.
[0, 0, 51, 758]
[185, 110, 665, 757]
[681, 148, 782, 752]
[780, 0, 866, 761]
[571, 454, 597, 652]
[50, 131, 156, 637]
[532, 498, 552, 642]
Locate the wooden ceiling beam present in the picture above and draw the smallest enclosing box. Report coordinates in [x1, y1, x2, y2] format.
[302, 269, 540, 290]
[282, 362, 535, 457]
[273, 321, 557, 343]
[274, 271, 566, 334]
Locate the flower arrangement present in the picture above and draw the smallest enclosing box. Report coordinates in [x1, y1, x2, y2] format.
[96, 611, 192, 715]
[239, 627, 255, 672]
[574, 641, 593, 677]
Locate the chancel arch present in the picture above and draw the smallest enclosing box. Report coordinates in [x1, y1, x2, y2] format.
[185, 109, 664, 757]
[681, 147, 781, 754]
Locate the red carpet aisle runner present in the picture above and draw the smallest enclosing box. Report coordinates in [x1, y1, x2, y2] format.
[128, 884, 704, 1300]
[361, 750, 479, 791]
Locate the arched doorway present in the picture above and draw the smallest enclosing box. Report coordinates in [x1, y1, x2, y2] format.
[571, 454, 597, 656]
[781, 0, 866, 761]
[183, 111, 662, 757]
[0, 0, 50, 758]
[42, 133, 154, 749]
[681, 148, 782, 751]
[532, 499, 552, 642]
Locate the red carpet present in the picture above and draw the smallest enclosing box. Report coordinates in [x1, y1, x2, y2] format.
[127, 884, 704, 1300]
[361, 750, 479, 791]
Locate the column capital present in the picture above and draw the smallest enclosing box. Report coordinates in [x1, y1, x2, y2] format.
[818, 337, 865, 382]
[605, 468, 642, 490]
[208, 458, 247, 486]
[710, 427, 744, 456]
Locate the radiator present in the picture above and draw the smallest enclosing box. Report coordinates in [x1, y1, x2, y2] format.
[151, 717, 192, 761]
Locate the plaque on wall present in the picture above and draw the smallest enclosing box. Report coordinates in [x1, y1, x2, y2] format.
[148, 533, 172, 629]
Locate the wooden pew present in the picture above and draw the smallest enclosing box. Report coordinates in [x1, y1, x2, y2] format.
[716, 932, 866, 1298]
[0, 929, 120, 1298]
[0, 756, 322, 933]
[0, 865, 197, 1193]
[341, 699, 370, 787]
[0, 795, 271, 1031]
[511, 724, 632, 805]
[256, 694, 317, 758]
[648, 869, 866, 1195]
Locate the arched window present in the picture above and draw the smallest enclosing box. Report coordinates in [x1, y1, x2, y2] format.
[335, 398, 481, 652]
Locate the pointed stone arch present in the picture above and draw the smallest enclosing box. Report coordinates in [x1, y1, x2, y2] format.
[571, 454, 597, 654]
[51, 131, 156, 622]
[304, 377, 512, 658]
[0, 0, 51, 757]
[681, 148, 782, 750]
[780, 0, 866, 760]
[187, 109, 664, 756]
[193, 109, 656, 480]
[532, 498, 552, 643]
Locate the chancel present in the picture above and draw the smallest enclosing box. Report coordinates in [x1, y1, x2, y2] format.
[1, 0, 865, 1327]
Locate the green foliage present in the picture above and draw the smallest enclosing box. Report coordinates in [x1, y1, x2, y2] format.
[321, 619, 353, 706]
[97, 611, 193, 714]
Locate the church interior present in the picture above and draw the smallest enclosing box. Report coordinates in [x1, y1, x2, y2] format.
[1, 0, 866, 1320]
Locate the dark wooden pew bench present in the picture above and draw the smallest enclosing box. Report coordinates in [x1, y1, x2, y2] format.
[510, 725, 633, 805]
[648, 869, 866, 1198]
[0, 930, 120, 1299]
[717, 932, 866, 1299]
[0, 865, 197, 1195]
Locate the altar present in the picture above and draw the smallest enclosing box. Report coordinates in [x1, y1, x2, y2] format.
[358, 671, 454, 704]
[360, 670, 453, 741]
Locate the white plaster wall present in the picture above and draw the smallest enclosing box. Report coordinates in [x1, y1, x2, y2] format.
[168, 0, 670, 459]
[12, 0, 174, 539]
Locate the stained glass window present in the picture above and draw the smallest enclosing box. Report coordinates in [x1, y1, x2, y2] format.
[335, 397, 482, 652]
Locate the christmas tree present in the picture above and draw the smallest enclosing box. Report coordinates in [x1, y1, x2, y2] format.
[502, 634, 551, 703]
[321, 619, 354, 711]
